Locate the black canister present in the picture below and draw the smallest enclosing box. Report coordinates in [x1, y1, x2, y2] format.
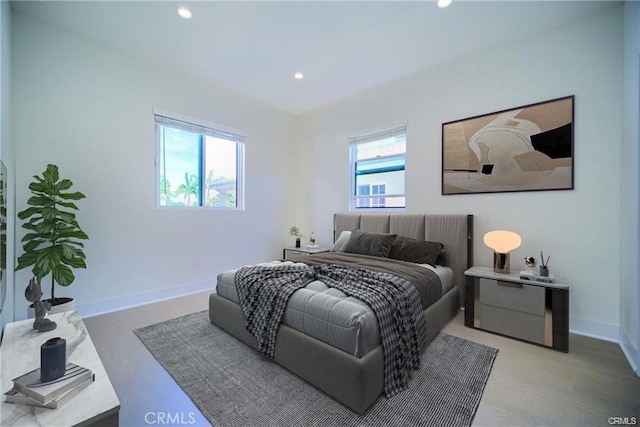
[40, 337, 66, 382]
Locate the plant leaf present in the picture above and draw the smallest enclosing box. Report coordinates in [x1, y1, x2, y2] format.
[37, 246, 63, 272]
[21, 222, 39, 232]
[27, 195, 54, 207]
[62, 256, 87, 269]
[55, 200, 80, 210]
[21, 232, 42, 243]
[59, 191, 86, 201]
[17, 207, 42, 220]
[56, 239, 85, 248]
[28, 181, 47, 193]
[22, 239, 44, 253]
[56, 179, 73, 192]
[16, 251, 40, 271]
[52, 264, 75, 286]
[43, 164, 60, 183]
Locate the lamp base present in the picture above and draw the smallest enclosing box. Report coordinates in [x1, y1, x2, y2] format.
[493, 252, 510, 273]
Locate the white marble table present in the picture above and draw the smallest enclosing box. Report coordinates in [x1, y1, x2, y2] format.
[282, 246, 330, 259]
[1, 311, 120, 426]
[465, 266, 570, 289]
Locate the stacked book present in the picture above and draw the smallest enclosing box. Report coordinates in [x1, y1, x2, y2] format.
[4, 363, 94, 409]
[519, 270, 555, 283]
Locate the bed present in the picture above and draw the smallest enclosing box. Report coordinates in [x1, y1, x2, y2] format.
[209, 213, 473, 414]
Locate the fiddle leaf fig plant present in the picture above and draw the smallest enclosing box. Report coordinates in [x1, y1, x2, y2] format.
[16, 164, 89, 303]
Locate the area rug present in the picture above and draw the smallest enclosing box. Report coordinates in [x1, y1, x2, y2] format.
[134, 310, 498, 427]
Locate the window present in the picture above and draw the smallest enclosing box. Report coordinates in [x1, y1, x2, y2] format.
[154, 110, 244, 209]
[349, 125, 406, 210]
[356, 184, 387, 208]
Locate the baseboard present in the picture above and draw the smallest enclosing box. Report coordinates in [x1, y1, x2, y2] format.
[569, 316, 619, 343]
[619, 330, 640, 377]
[78, 280, 216, 319]
[570, 316, 640, 377]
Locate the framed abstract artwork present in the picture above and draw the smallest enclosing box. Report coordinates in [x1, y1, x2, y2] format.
[442, 95, 574, 195]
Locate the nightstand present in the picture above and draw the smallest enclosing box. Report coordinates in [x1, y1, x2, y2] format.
[464, 266, 570, 352]
[282, 246, 330, 260]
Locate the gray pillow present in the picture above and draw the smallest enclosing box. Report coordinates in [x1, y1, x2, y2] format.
[331, 230, 352, 252]
[436, 249, 449, 267]
[388, 235, 443, 266]
[343, 230, 397, 258]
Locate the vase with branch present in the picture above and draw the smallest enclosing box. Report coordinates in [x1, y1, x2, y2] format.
[539, 251, 550, 277]
[289, 226, 304, 248]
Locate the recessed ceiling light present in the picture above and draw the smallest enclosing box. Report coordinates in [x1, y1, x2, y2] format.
[178, 6, 192, 19]
[437, 0, 452, 8]
[294, 72, 304, 80]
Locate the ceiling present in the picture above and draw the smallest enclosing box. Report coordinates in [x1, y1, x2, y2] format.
[11, 0, 620, 115]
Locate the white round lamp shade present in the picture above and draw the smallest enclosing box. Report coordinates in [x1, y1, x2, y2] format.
[483, 230, 521, 254]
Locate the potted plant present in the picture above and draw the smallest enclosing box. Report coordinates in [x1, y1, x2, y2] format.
[16, 164, 89, 314]
[289, 226, 304, 248]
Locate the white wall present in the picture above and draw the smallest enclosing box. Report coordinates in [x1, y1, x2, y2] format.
[299, 6, 624, 338]
[621, 0, 640, 375]
[0, 1, 15, 330]
[12, 13, 298, 318]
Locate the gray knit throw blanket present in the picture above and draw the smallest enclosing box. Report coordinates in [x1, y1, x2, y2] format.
[235, 263, 427, 397]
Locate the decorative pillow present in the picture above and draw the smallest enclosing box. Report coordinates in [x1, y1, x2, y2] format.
[331, 230, 352, 252]
[436, 248, 449, 267]
[388, 235, 443, 266]
[343, 230, 397, 258]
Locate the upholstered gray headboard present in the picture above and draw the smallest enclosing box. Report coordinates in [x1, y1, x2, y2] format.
[333, 213, 473, 305]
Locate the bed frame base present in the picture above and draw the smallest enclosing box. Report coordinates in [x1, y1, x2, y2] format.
[209, 287, 460, 414]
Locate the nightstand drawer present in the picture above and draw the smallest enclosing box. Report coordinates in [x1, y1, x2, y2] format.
[478, 278, 545, 315]
[479, 304, 545, 345]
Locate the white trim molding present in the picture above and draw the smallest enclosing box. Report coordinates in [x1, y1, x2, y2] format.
[571, 316, 639, 377]
[619, 330, 640, 376]
[570, 316, 619, 343]
[78, 280, 215, 319]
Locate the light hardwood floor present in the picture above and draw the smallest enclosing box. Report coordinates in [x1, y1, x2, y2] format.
[84, 292, 640, 427]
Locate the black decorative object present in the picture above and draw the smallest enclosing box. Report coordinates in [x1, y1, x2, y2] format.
[41, 337, 66, 382]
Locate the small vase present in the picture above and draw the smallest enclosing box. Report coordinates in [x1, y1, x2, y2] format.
[295, 238, 301, 248]
[539, 267, 549, 277]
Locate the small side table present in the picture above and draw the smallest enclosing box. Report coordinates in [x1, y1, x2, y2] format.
[464, 266, 570, 352]
[1, 311, 120, 426]
[283, 246, 330, 260]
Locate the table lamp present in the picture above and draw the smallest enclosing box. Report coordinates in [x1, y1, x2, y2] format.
[483, 230, 521, 273]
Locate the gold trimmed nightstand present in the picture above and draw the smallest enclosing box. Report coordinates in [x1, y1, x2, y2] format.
[464, 266, 570, 352]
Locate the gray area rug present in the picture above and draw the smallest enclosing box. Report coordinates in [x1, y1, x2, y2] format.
[134, 310, 498, 427]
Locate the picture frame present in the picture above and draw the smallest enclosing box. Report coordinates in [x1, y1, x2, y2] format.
[441, 95, 574, 195]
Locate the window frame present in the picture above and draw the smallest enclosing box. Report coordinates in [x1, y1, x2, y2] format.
[153, 108, 245, 210]
[348, 123, 407, 212]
